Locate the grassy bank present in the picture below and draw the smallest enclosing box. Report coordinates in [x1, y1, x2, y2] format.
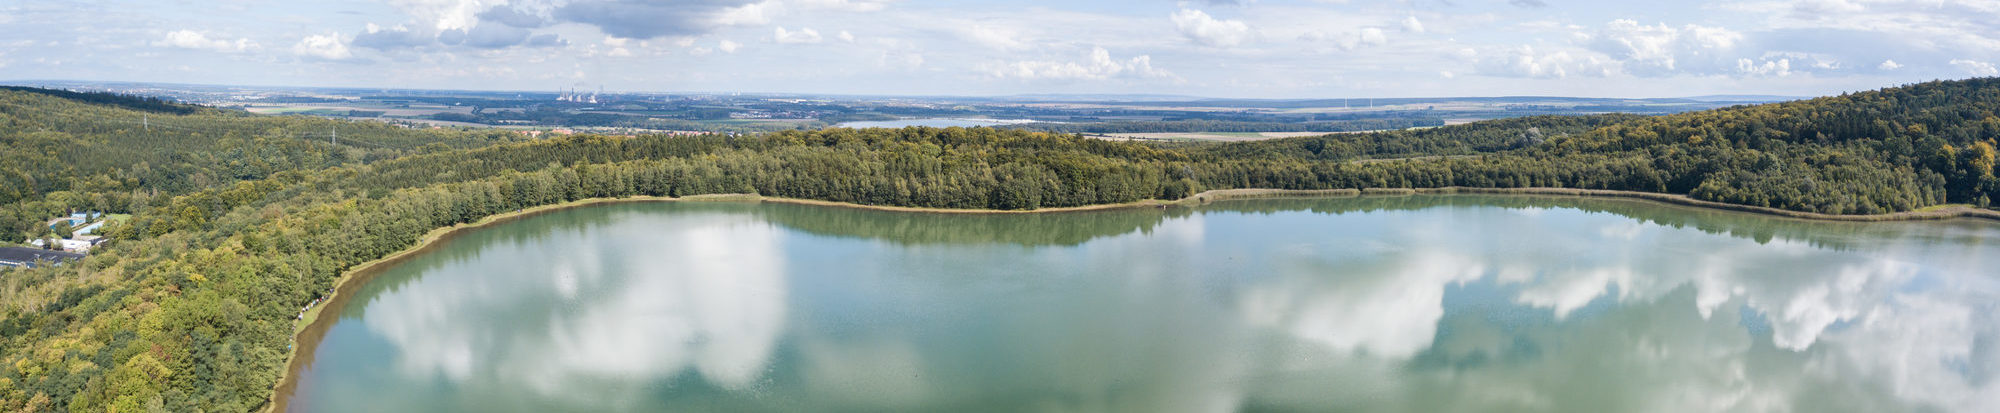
[1395, 187, 2000, 222]
[1178, 187, 2000, 222]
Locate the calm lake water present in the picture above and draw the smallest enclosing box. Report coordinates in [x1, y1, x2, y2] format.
[284, 196, 2000, 412]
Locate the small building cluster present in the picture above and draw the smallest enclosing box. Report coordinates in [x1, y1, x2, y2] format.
[30, 237, 104, 252]
[28, 211, 113, 254]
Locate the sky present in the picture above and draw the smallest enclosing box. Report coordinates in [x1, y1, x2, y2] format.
[1, 0, 1997, 98]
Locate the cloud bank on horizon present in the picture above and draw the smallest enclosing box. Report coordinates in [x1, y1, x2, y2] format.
[1, 0, 1996, 98]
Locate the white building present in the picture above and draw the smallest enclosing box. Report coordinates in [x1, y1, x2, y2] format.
[28, 237, 103, 253]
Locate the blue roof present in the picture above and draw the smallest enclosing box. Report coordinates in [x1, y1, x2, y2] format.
[50, 218, 84, 228]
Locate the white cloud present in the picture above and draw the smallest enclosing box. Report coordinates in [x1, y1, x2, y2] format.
[790, 0, 891, 12]
[1472, 45, 1617, 79]
[1950, 59, 1998, 76]
[1684, 25, 1741, 49]
[718, 40, 742, 53]
[1732, 0, 1998, 53]
[1298, 28, 1387, 52]
[1586, 19, 1742, 76]
[592, 36, 632, 57]
[880, 51, 924, 70]
[1718, 0, 2000, 78]
[1787, 0, 1867, 17]
[551, 0, 766, 39]
[156, 30, 258, 53]
[550, 0, 886, 41]
[1172, 9, 1251, 47]
[774, 27, 823, 44]
[714, 1, 777, 26]
[1590, 20, 1680, 66]
[951, 23, 1027, 51]
[1737, 58, 1794, 77]
[988, 47, 1175, 81]
[293, 32, 355, 60]
[353, 24, 431, 50]
[1359, 28, 1387, 47]
[385, 0, 503, 31]
[25, 0, 2000, 97]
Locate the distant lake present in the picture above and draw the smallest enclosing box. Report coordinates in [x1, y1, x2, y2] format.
[836, 118, 1034, 128]
[283, 195, 2000, 412]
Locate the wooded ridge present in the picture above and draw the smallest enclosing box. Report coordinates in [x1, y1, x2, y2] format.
[0, 78, 1996, 412]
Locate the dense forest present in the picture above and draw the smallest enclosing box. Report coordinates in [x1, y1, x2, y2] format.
[1, 79, 1998, 412]
[0, 89, 523, 243]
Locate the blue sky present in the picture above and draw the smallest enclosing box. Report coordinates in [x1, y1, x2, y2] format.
[1, 0, 1996, 98]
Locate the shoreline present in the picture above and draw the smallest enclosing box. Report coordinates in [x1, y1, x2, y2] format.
[757, 196, 1185, 214]
[264, 195, 701, 412]
[261, 186, 2000, 411]
[1344, 187, 2000, 223]
[759, 186, 2000, 223]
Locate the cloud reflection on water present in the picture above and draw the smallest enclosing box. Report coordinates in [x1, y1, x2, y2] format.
[358, 211, 788, 408]
[1226, 204, 1998, 412]
[311, 199, 1999, 412]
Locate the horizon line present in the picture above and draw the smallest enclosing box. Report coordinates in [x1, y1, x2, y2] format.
[0, 78, 1824, 103]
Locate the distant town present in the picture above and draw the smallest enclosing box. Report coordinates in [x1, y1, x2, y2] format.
[0, 80, 1790, 142]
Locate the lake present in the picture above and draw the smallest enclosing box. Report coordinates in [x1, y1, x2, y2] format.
[281, 195, 2000, 412]
[835, 118, 1034, 128]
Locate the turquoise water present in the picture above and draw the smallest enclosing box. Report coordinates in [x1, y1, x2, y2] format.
[285, 196, 2000, 412]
